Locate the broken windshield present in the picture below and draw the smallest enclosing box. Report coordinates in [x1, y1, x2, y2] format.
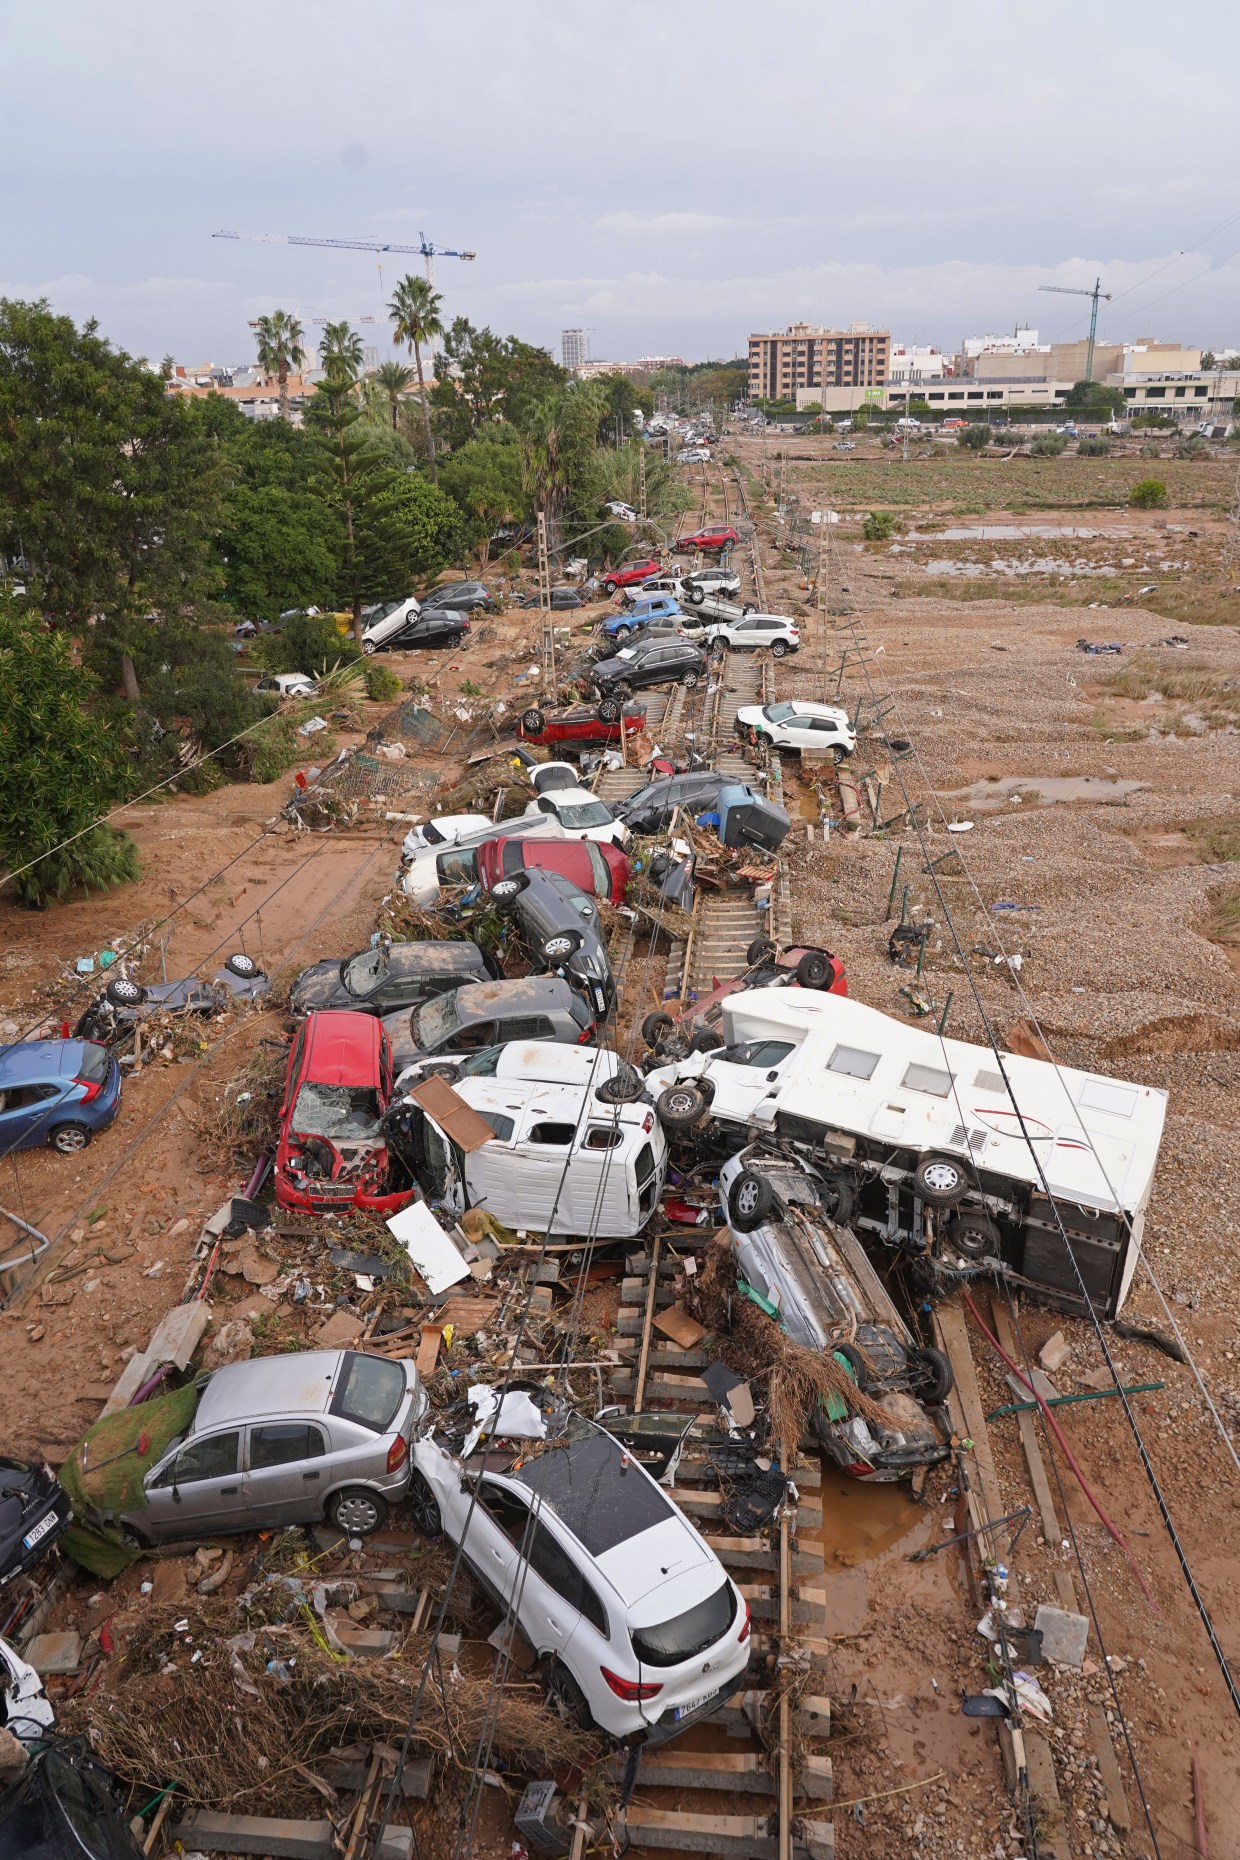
[409, 991, 462, 1049]
[765, 702, 797, 722]
[342, 948, 388, 996]
[514, 1423, 673, 1554]
[292, 1083, 382, 1141]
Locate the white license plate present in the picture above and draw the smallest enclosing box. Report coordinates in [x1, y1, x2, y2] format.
[673, 1686, 717, 1722]
[22, 1513, 56, 1551]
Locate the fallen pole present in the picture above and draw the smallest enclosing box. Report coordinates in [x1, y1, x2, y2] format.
[986, 1382, 1164, 1421]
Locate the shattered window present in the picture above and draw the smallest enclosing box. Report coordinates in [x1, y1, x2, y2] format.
[292, 1084, 381, 1141]
[342, 948, 387, 996]
[514, 1428, 673, 1554]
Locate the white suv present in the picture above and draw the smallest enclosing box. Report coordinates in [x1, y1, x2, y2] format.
[704, 614, 800, 657]
[410, 1411, 751, 1743]
[735, 699, 856, 758]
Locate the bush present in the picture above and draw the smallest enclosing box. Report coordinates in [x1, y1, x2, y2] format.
[363, 661, 402, 701]
[862, 511, 895, 541]
[1129, 478, 1168, 509]
[1030, 434, 1068, 458]
[957, 424, 991, 450]
[1078, 437, 1111, 457]
[13, 826, 140, 911]
[253, 611, 362, 677]
[1140, 443, 1162, 459]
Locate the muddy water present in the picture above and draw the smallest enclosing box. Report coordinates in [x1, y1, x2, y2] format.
[907, 525, 1114, 541]
[802, 1466, 936, 1636]
[938, 773, 1145, 810]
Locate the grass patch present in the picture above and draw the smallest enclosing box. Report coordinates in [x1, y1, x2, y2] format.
[1184, 817, 1240, 863]
[784, 453, 1235, 512]
[1088, 710, 1147, 743]
[1205, 890, 1240, 940]
[1135, 587, 1240, 629]
[1103, 659, 1221, 703]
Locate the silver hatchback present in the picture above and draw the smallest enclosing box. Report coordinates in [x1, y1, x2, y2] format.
[123, 1350, 426, 1543]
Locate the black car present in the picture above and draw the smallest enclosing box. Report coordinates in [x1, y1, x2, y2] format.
[518, 586, 582, 610]
[616, 771, 729, 836]
[421, 581, 493, 613]
[390, 608, 470, 649]
[289, 940, 494, 1019]
[488, 868, 615, 1022]
[0, 1457, 71, 1588]
[381, 975, 596, 1075]
[592, 638, 708, 696]
[0, 1741, 144, 1860]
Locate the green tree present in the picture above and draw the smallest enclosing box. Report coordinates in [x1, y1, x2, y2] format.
[253, 610, 360, 677]
[439, 429, 528, 563]
[958, 423, 991, 449]
[373, 360, 414, 432]
[0, 299, 225, 628]
[0, 599, 139, 907]
[388, 275, 444, 481]
[253, 309, 307, 422]
[593, 372, 642, 445]
[1201, 351, 1216, 371]
[519, 381, 607, 548]
[429, 318, 565, 452]
[319, 320, 364, 376]
[1063, 379, 1126, 417]
[1129, 478, 1168, 509]
[863, 510, 895, 540]
[218, 483, 339, 621]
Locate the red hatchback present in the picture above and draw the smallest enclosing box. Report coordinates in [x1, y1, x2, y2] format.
[275, 1011, 415, 1217]
[600, 558, 661, 594]
[673, 528, 740, 553]
[517, 699, 645, 749]
[476, 835, 630, 904]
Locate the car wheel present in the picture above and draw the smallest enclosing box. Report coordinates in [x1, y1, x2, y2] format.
[50, 1123, 92, 1155]
[947, 1211, 1000, 1259]
[363, 642, 377, 656]
[688, 585, 706, 606]
[616, 681, 634, 700]
[742, 604, 756, 616]
[819, 1170, 856, 1224]
[656, 1084, 708, 1132]
[328, 1486, 389, 1537]
[406, 1471, 442, 1538]
[907, 1346, 954, 1404]
[729, 1169, 774, 1232]
[120, 1523, 151, 1552]
[542, 933, 578, 963]
[832, 745, 850, 765]
[596, 696, 623, 724]
[488, 876, 527, 904]
[832, 1339, 870, 1388]
[771, 640, 788, 658]
[688, 1027, 724, 1053]
[595, 1068, 645, 1104]
[642, 1011, 676, 1047]
[225, 952, 258, 978]
[420, 1060, 462, 1084]
[105, 976, 146, 1008]
[682, 671, 699, 688]
[746, 937, 777, 967]
[795, 950, 832, 989]
[545, 1659, 591, 1727]
[912, 1152, 972, 1208]
[614, 624, 632, 642]
[602, 579, 618, 596]
[521, 708, 546, 735]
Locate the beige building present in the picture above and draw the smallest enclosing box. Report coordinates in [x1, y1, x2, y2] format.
[748, 322, 889, 402]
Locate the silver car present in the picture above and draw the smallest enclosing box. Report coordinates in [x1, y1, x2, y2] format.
[123, 1350, 426, 1542]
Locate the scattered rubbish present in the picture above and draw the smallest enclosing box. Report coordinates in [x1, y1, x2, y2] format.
[385, 1200, 470, 1296]
[1033, 1602, 1089, 1668]
[297, 715, 329, 737]
[945, 820, 974, 833]
[1076, 640, 1123, 654]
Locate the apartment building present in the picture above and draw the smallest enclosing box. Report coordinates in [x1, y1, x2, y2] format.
[561, 329, 589, 369]
[748, 322, 890, 401]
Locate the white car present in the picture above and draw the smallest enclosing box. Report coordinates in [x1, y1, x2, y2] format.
[679, 587, 755, 622]
[254, 672, 319, 700]
[684, 567, 741, 597]
[361, 597, 420, 652]
[0, 1634, 54, 1742]
[525, 784, 629, 846]
[401, 813, 493, 859]
[703, 614, 800, 657]
[409, 1410, 751, 1742]
[605, 501, 638, 521]
[735, 699, 856, 759]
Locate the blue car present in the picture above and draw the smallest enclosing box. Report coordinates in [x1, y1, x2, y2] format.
[0, 1040, 121, 1156]
[601, 595, 685, 642]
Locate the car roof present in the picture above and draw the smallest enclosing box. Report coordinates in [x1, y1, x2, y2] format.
[303, 1010, 383, 1077]
[547, 787, 610, 808]
[450, 976, 575, 1021]
[392, 941, 489, 972]
[195, 1350, 350, 1427]
[0, 1041, 82, 1082]
[492, 1041, 618, 1085]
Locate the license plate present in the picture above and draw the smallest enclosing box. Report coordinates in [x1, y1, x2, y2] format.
[22, 1513, 56, 1551]
[673, 1685, 717, 1722]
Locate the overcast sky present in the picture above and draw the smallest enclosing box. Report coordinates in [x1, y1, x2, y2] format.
[4, 0, 1237, 369]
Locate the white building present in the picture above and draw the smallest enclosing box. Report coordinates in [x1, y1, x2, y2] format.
[960, 327, 1046, 359]
[887, 343, 948, 384]
[561, 329, 589, 369]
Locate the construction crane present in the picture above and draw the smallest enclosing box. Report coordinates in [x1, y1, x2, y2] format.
[1037, 277, 1112, 382]
[213, 228, 477, 286]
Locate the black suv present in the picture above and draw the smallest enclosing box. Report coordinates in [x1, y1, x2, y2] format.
[591, 637, 708, 696]
[290, 940, 494, 1018]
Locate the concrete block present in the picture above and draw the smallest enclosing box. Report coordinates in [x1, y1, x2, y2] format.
[176, 1811, 413, 1858]
[315, 1309, 362, 1347]
[147, 1300, 213, 1370]
[25, 1631, 82, 1676]
[1034, 1602, 1089, 1668]
[1039, 1330, 1072, 1374]
[334, 1627, 395, 1656]
[100, 1354, 155, 1417]
[528, 1285, 554, 1316]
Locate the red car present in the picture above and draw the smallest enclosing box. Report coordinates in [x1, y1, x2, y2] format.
[477, 835, 630, 904]
[600, 558, 661, 594]
[517, 699, 646, 748]
[673, 527, 741, 554]
[274, 1011, 415, 1217]
[641, 941, 848, 1051]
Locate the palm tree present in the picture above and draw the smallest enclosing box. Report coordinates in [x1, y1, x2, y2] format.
[388, 275, 444, 480]
[319, 320, 364, 378]
[374, 359, 414, 432]
[254, 309, 307, 421]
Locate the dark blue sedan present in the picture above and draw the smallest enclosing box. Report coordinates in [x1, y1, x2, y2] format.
[0, 1040, 121, 1155]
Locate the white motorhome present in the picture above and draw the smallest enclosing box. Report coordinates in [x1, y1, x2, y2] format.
[393, 1066, 667, 1238]
[648, 990, 1167, 1317]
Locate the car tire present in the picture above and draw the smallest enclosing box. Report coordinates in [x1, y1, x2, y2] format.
[642, 1011, 676, 1047]
[406, 1471, 442, 1538]
[795, 950, 832, 989]
[545, 1659, 591, 1728]
[688, 585, 706, 606]
[542, 933, 580, 963]
[420, 1060, 462, 1084]
[912, 1152, 972, 1208]
[602, 579, 618, 596]
[742, 604, 756, 617]
[50, 1122, 92, 1155]
[831, 1339, 870, 1388]
[614, 624, 632, 642]
[328, 1486, 389, 1537]
[819, 1170, 856, 1225]
[488, 876, 527, 905]
[595, 1069, 645, 1104]
[832, 745, 850, 765]
[656, 1084, 708, 1132]
[615, 681, 634, 700]
[947, 1211, 1000, 1259]
[729, 1169, 774, 1232]
[521, 707, 545, 735]
[688, 1028, 724, 1053]
[746, 937, 777, 967]
[771, 640, 788, 658]
[907, 1346, 954, 1404]
[682, 671, 699, 688]
[225, 952, 258, 978]
[105, 977, 146, 1008]
[363, 642, 377, 656]
[596, 697, 623, 724]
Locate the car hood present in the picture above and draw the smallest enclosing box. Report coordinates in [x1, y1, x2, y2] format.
[289, 963, 349, 1012]
[594, 1514, 718, 1615]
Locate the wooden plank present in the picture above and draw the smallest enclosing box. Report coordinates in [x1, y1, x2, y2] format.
[935, 1299, 1005, 1528]
[988, 1296, 1063, 1551]
[1022, 1729, 1072, 1860]
[414, 1326, 442, 1376]
[633, 1235, 662, 1411]
[666, 1486, 823, 1529]
[653, 1305, 706, 1349]
[174, 1814, 412, 1860]
[1088, 1705, 1133, 1832]
[778, 1435, 793, 1860]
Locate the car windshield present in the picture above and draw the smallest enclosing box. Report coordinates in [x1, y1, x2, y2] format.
[556, 800, 612, 830]
[342, 948, 387, 995]
[630, 1578, 738, 1667]
[292, 1083, 382, 1140]
[365, 600, 406, 624]
[765, 702, 797, 722]
[409, 992, 463, 1048]
[514, 1423, 673, 1554]
[331, 1353, 406, 1431]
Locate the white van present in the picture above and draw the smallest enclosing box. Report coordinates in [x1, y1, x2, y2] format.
[400, 815, 569, 906]
[394, 1069, 667, 1238]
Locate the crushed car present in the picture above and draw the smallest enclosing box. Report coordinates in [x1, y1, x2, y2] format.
[383, 975, 597, 1076]
[289, 939, 494, 1019]
[516, 697, 645, 752]
[274, 1011, 416, 1216]
[75, 953, 268, 1045]
[640, 939, 845, 1056]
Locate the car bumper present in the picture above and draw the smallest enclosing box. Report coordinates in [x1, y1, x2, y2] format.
[0, 1487, 72, 1586]
[275, 1175, 417, 1218]
[90, 1060, 123, 1132]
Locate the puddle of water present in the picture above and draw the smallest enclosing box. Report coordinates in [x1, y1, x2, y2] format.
[924, 556, 1117, 578]
[816, 1471, 930, 1568]
[938, 774, 1145, 809]
[908, 525, 1111, 541]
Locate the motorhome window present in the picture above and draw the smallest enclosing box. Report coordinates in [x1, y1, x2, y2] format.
[1078, 1079, 1138, 1119]
[528, 1121, 576, 1145]
[973, 1069, 1006, 1093]
[827, 1045, 880, 1080]
[902, 1063, 954, 1098]
[584, 1126, 622, 1150]
[735, 1040, 795, 1069]
[478, 1112, 515, 1141]
[634, 1142, 656, 1187]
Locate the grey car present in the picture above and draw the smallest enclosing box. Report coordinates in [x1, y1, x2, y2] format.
[383, 975, 596, 1076]
[123, 1350, 427, 1542]
[488, 868, 616, 1022]
[289, 940, 493, 1019]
